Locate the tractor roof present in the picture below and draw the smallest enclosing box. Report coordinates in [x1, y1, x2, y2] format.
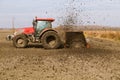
[36, 18, 55, 22]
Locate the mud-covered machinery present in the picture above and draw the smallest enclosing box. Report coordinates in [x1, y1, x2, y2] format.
[65, 32, 87, 48]
[6, 17, 87, 49]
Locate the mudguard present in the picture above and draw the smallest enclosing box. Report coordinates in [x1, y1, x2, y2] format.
[39, 28, 57, 38]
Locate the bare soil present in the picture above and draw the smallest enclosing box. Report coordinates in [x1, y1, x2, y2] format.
[0, 30, 120, 80]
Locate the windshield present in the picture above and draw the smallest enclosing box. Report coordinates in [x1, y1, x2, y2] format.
[37, 21, 51, 30]
[33, 21, 52, 34]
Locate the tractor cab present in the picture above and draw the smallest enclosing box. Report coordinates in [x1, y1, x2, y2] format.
[33, 17, 55, 36]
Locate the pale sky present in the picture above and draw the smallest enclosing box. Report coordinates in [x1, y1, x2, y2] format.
[0, 0, 120, 28]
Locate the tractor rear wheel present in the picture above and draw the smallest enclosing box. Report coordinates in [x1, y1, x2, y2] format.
[13, 34, 28, 48]
[41, 31, 61, 49]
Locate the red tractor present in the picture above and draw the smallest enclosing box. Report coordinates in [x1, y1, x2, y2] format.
[6, 17, 61, 49]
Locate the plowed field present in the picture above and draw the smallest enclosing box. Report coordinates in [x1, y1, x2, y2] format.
[0, 30, 120, 80]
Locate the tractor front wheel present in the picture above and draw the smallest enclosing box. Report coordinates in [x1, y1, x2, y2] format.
[13, 34, 28, 48]
[41, 31, 61, 49]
